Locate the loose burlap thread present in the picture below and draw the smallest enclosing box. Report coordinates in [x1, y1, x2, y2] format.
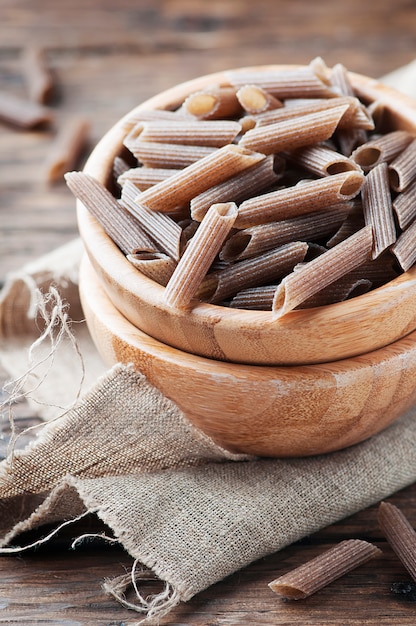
[1, 64, 416, 623]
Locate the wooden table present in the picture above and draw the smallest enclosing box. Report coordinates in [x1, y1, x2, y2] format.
[1, 1, 416, 623]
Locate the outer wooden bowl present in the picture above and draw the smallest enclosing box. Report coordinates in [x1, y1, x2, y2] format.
[80, 255, 416, 458]
[77, 66, 416, 365]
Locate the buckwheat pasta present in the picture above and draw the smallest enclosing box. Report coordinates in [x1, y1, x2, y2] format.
[252, 96, 374, 131]
[229, 285, 276, 310]
[0, 90, 53, 128]
[272, 225, 373, 318]
[225, 65, 337, 99]
[388, 138, 416, 192]
[120, 107, 187, 132]
[236, 170, 364, 228]
[190, 155, 280, 221]
[392, 179, 416, 229]
[351, 130, 413, 171]
[268, 540, 381, 600]
[64, 172, 156, 256]
[135, 144, 266, 214]
[239, 104, 350, 155]
[22, 46, 54, 105]
[164, 203, 238, 309]
[297, 277, 373, 308]
[378, 501, 416, 583]
[124, 140, 217, 169]
[120, 181, 185, 261]
[127, 252, 177, 286]
[284, 144, 362, 177]
[330, 62, 355, 97]
[336, 127, 368, 158]
[199, 242, 308, 304]
[391, 220, 416, 271]
[45, 116, 90, 183]
[236, 85, 283, 113]
[326, 201, 364, 247]
[126, 119, 242, 148]
[182, 87, 242, 120]
[118, 166, 177, 190]
[361, 162, 396, 259]
[221, 205, 349, 262]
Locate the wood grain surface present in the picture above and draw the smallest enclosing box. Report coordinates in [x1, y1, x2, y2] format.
[2, 1, 416, 624]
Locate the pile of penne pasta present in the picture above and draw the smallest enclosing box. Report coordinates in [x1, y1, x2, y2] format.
[66, 58, 416, 317]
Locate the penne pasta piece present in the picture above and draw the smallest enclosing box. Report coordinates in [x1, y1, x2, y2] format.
[225, 66, 337, 99]
[253, 96, 374, 131]
[221, 205, 349, 262]
[335, 127, 368, 157]
[284, 144, 362, 177]
[135, 144, 266, 213]
[388, 138, 416, 192]
[351, 130, 413, 171]
[330, 63, 355, 97]
[268, 539, 381, 600]
[236, 84, 283, 113]
[378, 501, 416, 583]
[392, 178, 416, 230]
[164, 203, 238, 309]
[64, 172, 156, 256]
[127, 252, 177, 286]
[0, 90, 53, 129]
[326, 200, 364, 247]
[125, 140, 216, 169]
[298, 277, 372, 308]
[120, 180, 184, 261]
[190, 155, 281, 221]
[235, 170, 364, 228]
[391, 219, 416, 271]
[229, 284, 276, 310]
[238, 104, 350, 155]
[45, 116, 90, 183]
[199, 242, 308, 304]
[361, 162, 396, 259]
[120, 107, 188, 132]
[272, 225, 374, 318]
[118, 166, 177, 190]
[182, 86, 242, 120]
[22, 46, 55, 104]
[125, 119, 242, 148]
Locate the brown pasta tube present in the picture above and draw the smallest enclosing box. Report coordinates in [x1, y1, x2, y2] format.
[272, 225, 374, 318]
[361, 161, 396, 259]
[22, 46, 55, 105]
[64, 172, 156, 256]
[45, 116, 90, 183]
[236, 170, 364, 228]
[239, 104, 350, 155]
[269, 539, 381, 600]
[378, 502, 416, 582]
[182, 87, 242, 120]
[0, 90, 53, 129]
[164, 203, 238, 309]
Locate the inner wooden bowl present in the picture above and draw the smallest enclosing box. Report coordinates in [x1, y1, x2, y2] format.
[77, 66, 416, 365]
[80, 255, 416, 458]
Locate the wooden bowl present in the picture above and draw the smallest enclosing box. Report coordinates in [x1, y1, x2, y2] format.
[77, 66, 416, 365]
[80, 255, 416, 458]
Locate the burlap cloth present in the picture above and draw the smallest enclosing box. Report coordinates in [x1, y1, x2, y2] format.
[1, 64, 416, 623]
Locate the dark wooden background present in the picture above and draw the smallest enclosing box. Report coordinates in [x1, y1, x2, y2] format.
[1, 1, 416, 624]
